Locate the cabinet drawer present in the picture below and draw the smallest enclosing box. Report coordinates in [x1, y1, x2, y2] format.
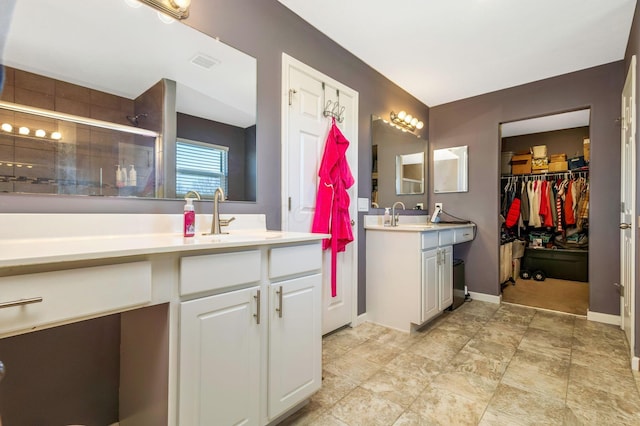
[439, 230, 454, 246]
[421, 232, 439, 250]
[180, 250, 261, 296]
[0, 261, 151, 337]
[269, 243, 321, 279]
[454, 227, 474, 243]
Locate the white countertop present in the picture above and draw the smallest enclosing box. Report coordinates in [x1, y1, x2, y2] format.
[0, 214, 327, 268]
[363, 214, 475, 232]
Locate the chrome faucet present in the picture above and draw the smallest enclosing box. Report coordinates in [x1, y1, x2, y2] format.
[391, 201, 405, 226]
[209, 187, 235, 235]
[184, 190, 201, 201]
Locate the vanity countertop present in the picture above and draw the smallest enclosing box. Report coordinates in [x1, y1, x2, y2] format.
[363, 214, 475, 232]
[0, 214, 327, 269]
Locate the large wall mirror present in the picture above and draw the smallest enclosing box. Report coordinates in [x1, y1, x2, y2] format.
[1, 0, 257, 201]
[371, 115, 427, 209]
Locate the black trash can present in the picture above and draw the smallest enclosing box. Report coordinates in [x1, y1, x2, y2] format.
[452, 259, 466, 310]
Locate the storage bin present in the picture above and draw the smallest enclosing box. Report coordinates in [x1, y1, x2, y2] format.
[549, 161, 568, 172]
[583, 138, 590, 162]
[550, 153, 567, 162]
[532, 145, 547, 158]
[501, 152, 514, 175]
[511, 153, 532, 175]
[569, 156, 586, 170]
[522, 247, 588, 282]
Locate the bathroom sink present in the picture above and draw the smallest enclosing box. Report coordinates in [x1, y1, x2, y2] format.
[396, 223, 434, 229]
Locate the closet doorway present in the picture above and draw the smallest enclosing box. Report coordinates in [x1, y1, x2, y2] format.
[499, 109, 590, 315]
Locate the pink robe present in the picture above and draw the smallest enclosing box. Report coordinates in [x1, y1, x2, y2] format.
[312, 118, 354, 297]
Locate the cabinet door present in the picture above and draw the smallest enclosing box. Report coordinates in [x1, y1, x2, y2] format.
[439, 246, 454, 310]
[269, 274, 322, 420]
[421, 248, 440, 323]
[179, 286, 261, 426]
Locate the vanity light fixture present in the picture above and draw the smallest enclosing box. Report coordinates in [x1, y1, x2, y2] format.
[35, 129, 46, 138]
[0, 123, 62, 140]
[137, 0, 191, 20]
[390, 111, 424, 132]
[18, 127, 30, 135]
[1, 123, 12, 132]
[51, 131, 62, 140]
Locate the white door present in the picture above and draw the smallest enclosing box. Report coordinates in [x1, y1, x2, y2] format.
[281, 54, 359, 335]
[421, 248, 439, 323]
[179, 286, 261, 426]
[268, 274, 322, 419]
[620, 55, 636, 364]
[439, 246, 453, 311]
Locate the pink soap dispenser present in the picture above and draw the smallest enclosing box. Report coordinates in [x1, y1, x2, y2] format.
[183, 198, 195, 237]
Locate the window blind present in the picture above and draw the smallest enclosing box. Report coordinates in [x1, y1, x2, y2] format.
[176, 139, 228, 198]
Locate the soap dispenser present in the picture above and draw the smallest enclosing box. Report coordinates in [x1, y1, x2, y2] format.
[184, 198, 195, 237]
[116, 165, 124, 188]
[383, 207, 391, 227]
[128, 165, 137, 187]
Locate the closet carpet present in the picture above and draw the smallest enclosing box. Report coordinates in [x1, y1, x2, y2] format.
[281, 301, 640, 425]
[501, 278, 589, 316]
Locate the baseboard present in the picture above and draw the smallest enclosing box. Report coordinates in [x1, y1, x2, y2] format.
[351, 312, 368, 327]
[587, 310, 621, 326]
[468, 291, 501, 304]
[632, 356, 640, 371]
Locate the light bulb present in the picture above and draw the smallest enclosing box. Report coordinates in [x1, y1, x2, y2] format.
[27, 165, 33, 168]
[51, 131, 62, 140]
[16, 164, 22, 168]
[1, 123, 12, 132]
[410, 118, 418, 126]
[404, 114, 412, 124]
[18, 127, 29, 135]
[416, 121, 424, 130]
[35, 129, 46, 137]
[397, 111, 406, 120]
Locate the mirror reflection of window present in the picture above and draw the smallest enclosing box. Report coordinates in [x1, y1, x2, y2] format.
[176, 139, 228, 199]
[396, 152, 424, 195]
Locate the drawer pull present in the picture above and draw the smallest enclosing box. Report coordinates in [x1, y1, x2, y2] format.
[276, 286, 283, 318]
[0, 297, 43, 309]
[253, 289, 261, 324]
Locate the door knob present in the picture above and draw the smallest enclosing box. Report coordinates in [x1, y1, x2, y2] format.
[620, 223, 631, 230]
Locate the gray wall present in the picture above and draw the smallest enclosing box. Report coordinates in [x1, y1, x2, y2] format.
[624, 1, 640, 358]
[502, 127, 590, 160]
[0, 0, 429, 314]
[430, 62, 624, 317]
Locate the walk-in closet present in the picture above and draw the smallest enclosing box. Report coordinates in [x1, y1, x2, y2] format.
[499, 110, 590, 315]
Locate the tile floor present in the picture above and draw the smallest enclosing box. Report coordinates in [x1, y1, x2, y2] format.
[281, 301, 640, 425]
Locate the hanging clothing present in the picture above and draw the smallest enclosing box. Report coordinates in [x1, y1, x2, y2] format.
[311, 118, 355, 297]
[564, 180, 576, 225]
[520, 181, 530, 222]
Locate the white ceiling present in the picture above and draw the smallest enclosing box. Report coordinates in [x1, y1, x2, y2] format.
[278, 0, 637, 107]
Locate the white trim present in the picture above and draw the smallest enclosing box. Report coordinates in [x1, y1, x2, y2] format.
[587, 310, 621, 326]
[632, 356, 640, 371]
[351, 312, 368, 328]
[468, 291, 501, 304]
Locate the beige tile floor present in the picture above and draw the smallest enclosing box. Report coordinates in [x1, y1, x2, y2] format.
[281, 301, 640, 426]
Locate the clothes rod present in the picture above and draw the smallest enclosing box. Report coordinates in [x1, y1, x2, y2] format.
[501, 170, 589, 179]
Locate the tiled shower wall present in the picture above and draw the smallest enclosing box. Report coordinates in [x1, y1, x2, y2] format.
[0, 66, 157, 196]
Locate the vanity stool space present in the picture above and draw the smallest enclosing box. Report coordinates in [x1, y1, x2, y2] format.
[365, 220, 475, 333]
[0, 214, 325, 426]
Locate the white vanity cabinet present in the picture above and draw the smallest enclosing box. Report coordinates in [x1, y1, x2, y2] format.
[366, 224, 473, 333]
[267, 245, 322, 421]
[176, 243, 322, 426]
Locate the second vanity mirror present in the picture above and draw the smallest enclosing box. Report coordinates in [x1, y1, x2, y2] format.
[371, 115, 427, 209]
[2, 0, 257, 201]
[433, 145, 468, 193]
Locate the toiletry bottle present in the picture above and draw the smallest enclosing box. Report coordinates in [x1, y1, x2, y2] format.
[383, 207, 391, 226]
[129, 165, 137, 187]
[121, 166, 128, 187]
[184, 198, 195, 237]
[116, 165, 124, 188]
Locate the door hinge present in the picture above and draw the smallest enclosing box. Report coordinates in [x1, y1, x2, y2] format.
[288, 197, 292, 211]
[621, 202, 625, 213]
[288, 89, 297, 106]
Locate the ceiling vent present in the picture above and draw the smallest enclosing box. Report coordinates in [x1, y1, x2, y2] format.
[190, 54, 221, 70]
